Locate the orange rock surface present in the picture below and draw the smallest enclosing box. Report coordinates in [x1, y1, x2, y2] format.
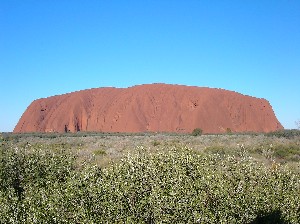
[14, 84, 283, 133]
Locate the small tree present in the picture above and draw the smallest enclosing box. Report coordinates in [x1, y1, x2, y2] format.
[192, 128, 202, 136]
[296, 120, 300, 129]
[226, 128, 232, 134]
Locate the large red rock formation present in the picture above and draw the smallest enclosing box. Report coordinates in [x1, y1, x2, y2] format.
[14, 84, 283, 133]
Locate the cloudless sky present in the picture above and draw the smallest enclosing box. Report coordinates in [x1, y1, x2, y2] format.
[1, 0, 300, 132]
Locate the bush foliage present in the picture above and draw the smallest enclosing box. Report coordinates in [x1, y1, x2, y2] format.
[192, 128, 203, 136]
[266, 129, 300, 139]
[0, 141, 299, 223]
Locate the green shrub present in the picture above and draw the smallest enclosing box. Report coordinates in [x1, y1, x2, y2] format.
[272, 144, 300, 162]
[0, 142, 76, 197]
[152, 140, 161, 147]
[0, 142, 299, 223]
[93, 149, 106, 156]
[204, 146, 227, 155]
[192, 128, 202, 136]
[266, 129, 300, 139]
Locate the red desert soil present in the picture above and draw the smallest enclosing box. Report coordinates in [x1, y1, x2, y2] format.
[14, 83, 283, 133]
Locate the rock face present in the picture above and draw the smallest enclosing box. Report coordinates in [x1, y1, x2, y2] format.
[14, 84, 283, 133]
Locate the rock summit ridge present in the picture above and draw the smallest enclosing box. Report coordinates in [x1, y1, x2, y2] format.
[14, 83, 283, 133]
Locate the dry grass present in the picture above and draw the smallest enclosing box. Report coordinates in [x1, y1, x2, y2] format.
[4, 132, 299, 172]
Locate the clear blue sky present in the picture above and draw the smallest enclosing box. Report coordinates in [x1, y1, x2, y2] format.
[1, 0, 299, 132]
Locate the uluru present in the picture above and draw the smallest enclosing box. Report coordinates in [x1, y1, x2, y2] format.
[14, 83, 283, 134]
